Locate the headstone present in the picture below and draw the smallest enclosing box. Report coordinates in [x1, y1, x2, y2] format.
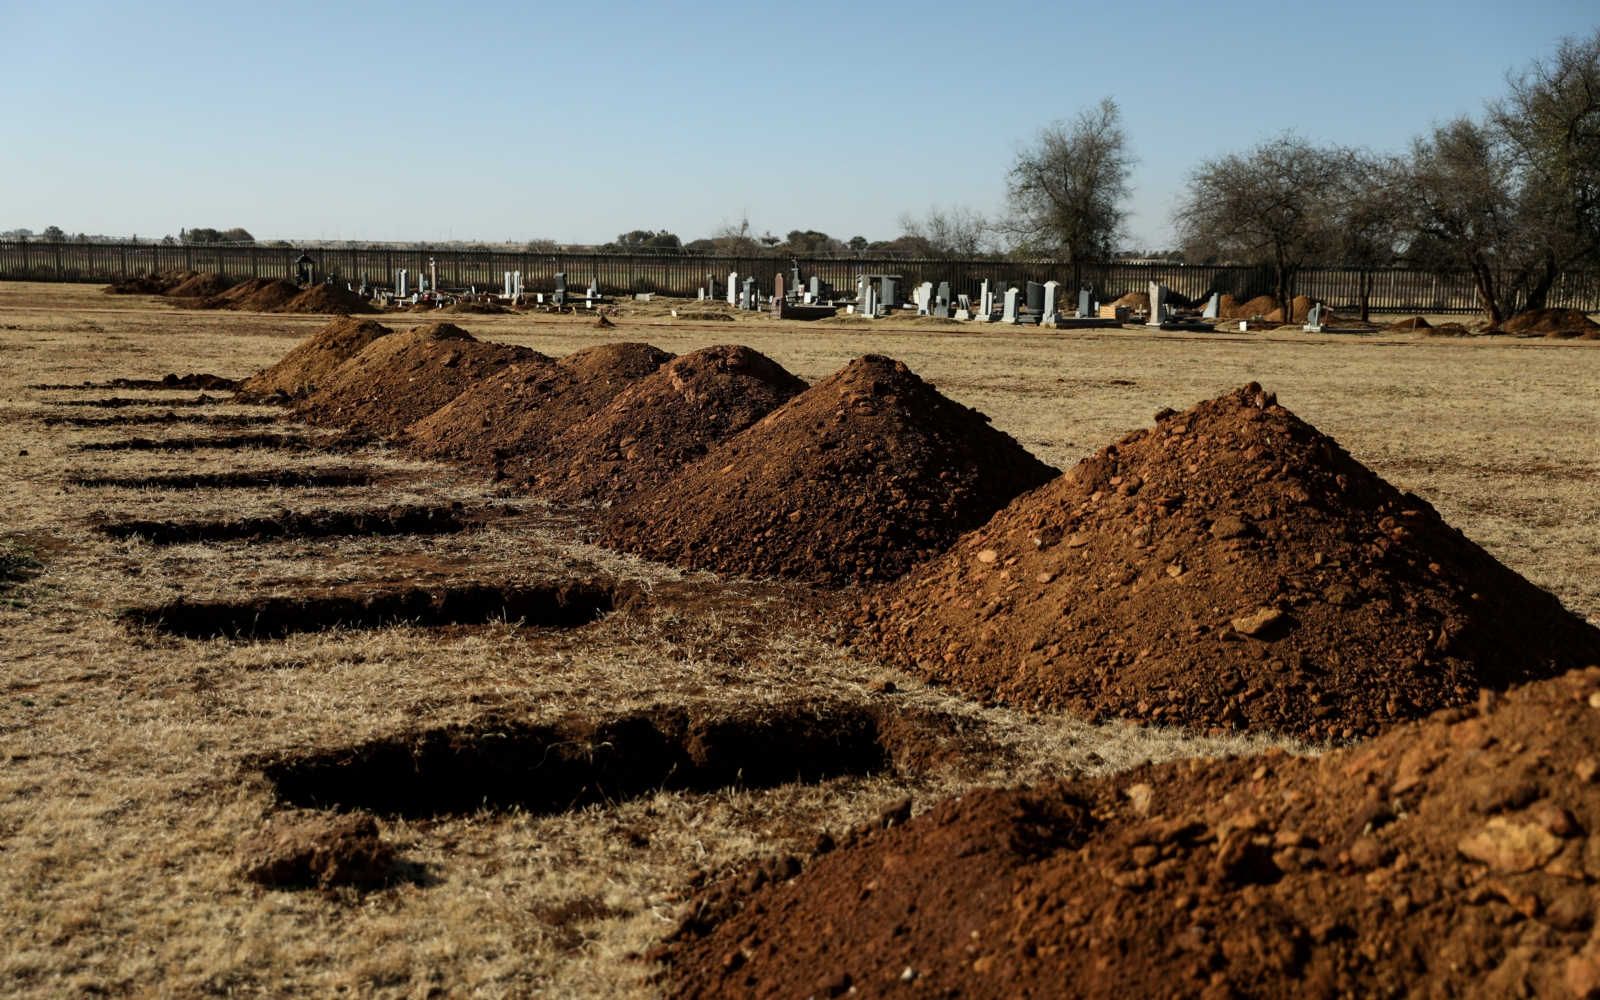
[1001, 287, 1021, 324]
[1203, 292, 1220, 319]
[698, 288, 705, 301]
[790, 265, 801, 299]
[774, 274, 785, 302]
[553, 272, 567, 305]
[587, 278, 599, 301]
[727, 272, 739, 306]
[1304, 303, 1324, 332]
[741, 276, 754, 310]
[504, 271, 514, 298]
[1145, 282, 1168, 327]
[809, 276, 821, 300]
[358, 272, 368, 296]
[880, 277, 896, 310]
[916, 281, 933, 315]
[1078, 289, 1092, 318]
[979, 280, 994, 322]
[955, 293, 973, 321]
[862, 280, 878, 318]
[396, 269, 409, 297]
[1041, 280, 1061, 324]
[934, 281, 951, 317]
[1026, 281, 1044, 314]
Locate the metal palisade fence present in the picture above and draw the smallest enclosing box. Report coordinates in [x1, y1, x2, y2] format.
[4, 240, 1599, 315]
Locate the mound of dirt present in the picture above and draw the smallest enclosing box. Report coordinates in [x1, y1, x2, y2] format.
[868, 382, 1600, 738]
[236, 810, 392, 887]
[202, 277, 304, 313]
[673, 311, 735, 322]
[1387, 316, 1433, 331]
[165, 271, 235, 298]
[599, 355, 1060, 587]
[235, 316, 394, 401]
[405, 342, 674, 465]
[277, 283, 378, 315]
[1112, 291, 1150, 311]
[664, 667, 1600, 1000]
[103, 270, 195, 295]
[1499, 308, 1600, 339]
[1217, 293, 1242, 316]
[1264, 296, 1317, 324]
[1228, 294, 1280, 319]
[444, 301, 510, 315]
[296, 323, 548, 436]
[1423, 322, 1474, 338]
[526, 345, 808, 502]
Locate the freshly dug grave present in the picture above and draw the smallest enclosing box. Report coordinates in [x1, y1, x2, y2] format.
[165, 271, 235, 298]
[94, 503, 470, 544]
[234, 316, 394, 401]
[296, 323, 549, 437]
[1227, 294, 1281, 319]
[600, 355, 1060, 587]
[526, 345, 808, 502]
[405, 342, 674, 465]
[277, 283, 378, 315]
[103, 270, 197, 295]
[1387, 316, 1433, 331]
[29, 373, 238, 391]
[444, 301, 511, 315]
[664, 668, 1600, 1000]
[1498, 308, 1600, 339]
[869, 382, 1600, 738]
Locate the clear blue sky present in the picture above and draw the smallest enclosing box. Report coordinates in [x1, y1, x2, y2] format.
[2, 0, 1595, 249]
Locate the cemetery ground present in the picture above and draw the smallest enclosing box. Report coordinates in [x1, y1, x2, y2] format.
[0, 281, 1597, 997]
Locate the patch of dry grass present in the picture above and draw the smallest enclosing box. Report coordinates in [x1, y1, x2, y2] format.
[0, 282, 1594, 997]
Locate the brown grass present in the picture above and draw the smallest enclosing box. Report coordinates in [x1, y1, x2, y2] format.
[0, 283, 1595, 997]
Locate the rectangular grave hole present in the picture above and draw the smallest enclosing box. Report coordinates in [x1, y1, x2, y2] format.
[95, 504, 472, 545]
[69, 469, 379, 489]
[258, 703, 902, 818]
[78, 433, 317, 453]
[119, 578, 633, 638]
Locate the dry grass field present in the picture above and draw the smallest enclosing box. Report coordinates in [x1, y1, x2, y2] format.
[0, 281, 1596, 998]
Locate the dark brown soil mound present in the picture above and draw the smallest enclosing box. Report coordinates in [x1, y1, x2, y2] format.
[599, 355, 1060, 586]
[1387, 316, 1433, 331]
[1499, 308, 1600, 339]
[277, 283, 378, 315]
[1112, 291, 1150, 310]
[444, 301, 511, 315]
[1423, 322, 1474, 338]
[296, 323, 548, 436]
[189, 277, 304, 313]
[236, 810, 392, 887]
[103, 270, 195, 295]
[235, 317, 394, 401]
[1216, 293, 1241, 316]
[166, 271, 235, 298]
[869, 383, 1600, 738]
[664, 667, 1600, 1000]
[1264, 296, 1317, 324]
[526, 345, 808, 502]
[405, 342, 673, 465]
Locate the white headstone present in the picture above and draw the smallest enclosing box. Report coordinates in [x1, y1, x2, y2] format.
[955, 293, 973, 321]
[916, 282, 933, 315]
[727, 272, 739, 305]
[1304, 303, 1324, 332]
[1077, 289, 1091, 318]
[396, 269, 409, 297]
[1041, 280, 1061, 324]
[1203, 292, 1220, 319]
[1145, 282, 1168, 327]
[1001, 287, 1021, 324]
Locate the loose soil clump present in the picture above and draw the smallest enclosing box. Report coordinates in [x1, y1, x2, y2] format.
[234, 316, 394, 401]
[405, 342, 674, 466]
[664, 668, 1600, 1000]
[527, 345, 808, 502]
[296, 323, 548, 437]
[236, 810, 392, 887]
[1387, 316, 1433, 331]
[1497, 308, 1600, 339]
[600, 355, 1059, 586]
[869, 383, 1600, 738]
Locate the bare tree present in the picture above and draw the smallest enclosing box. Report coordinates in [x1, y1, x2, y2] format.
[708, 211, 765, 255]
[1395, 117, 1534, 324]
[1326, 152, 1405, 322]
[1489, 27, 1600, 309]
[1173, 132, 1346, 312]
[1002, 98, 1136, 260]
[894, 204, 993, 258]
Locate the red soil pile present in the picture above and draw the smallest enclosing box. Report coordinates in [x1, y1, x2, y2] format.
[1264, 296, 1316, 324]
[296, 323, 547, 437]
[405, 342, 674, 465]
[867, 383, 1600, 739]
[1387, 316, 1433, 331]
[526, 345, 808, 502]
[277, 283, 378, 315]
[1217, 293, 1242, 316]
[599, 355, 1060, 586]
[1228, 294, 1280, 319]
[1112, 291, 1151, 311]
[665, 668, 1600, 1000]
[235, 317, 395, 401]
[103, 270, 195, 295]
[194, 277, 304, 313]
[165, 271, 235, 298]
[1499, 308, 1600, 339]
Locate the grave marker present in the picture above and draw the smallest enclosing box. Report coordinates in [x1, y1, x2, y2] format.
[955, 293, 973, 321]
[1026, 281, 1044, 314]
[1001, 287, 1021, 324]
[1145, 282, 1168, 327]
[1041, 280, 1061, 324]
[1203, 292, 1220, 319]
[1078, 288, 1092, 318]
[727, 272, 739, 306]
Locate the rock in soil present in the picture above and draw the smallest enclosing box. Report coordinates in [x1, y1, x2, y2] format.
[526, 344, 808, 502]
[234, 316, 394, 401]
[295, 322, 549, 437]
[235, 810, 392, 887]
[405, 341, 674, 466]
[869, 382, 1600, 737]
[600, 354, 1059, 587]
[663, 667, 1600, 1000]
